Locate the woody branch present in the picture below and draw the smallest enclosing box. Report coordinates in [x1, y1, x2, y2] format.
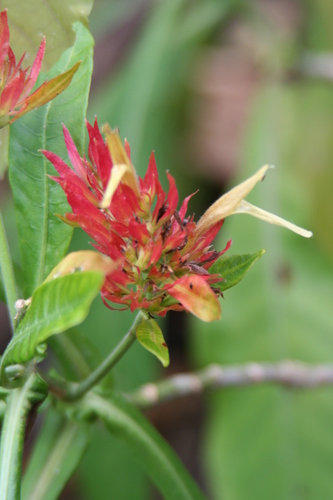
[127, 360, 333, 409]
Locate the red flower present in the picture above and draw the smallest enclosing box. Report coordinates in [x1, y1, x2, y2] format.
[0, 9, 80, 128]
[43, 120, 312, 321]
[43, 120, 232, 321]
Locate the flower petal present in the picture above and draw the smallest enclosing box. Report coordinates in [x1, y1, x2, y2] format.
[100, 163, 131, 208]
[0, 10, 10, 68]
[20, 37, 46, 99]
[87, 118, 112, 189]
[235, 200, 313, 238]
[195, 165, 312, 239]
[10, 61, 81, 122]
[195, 165, 270, 236]
[102, 124, 139, 199]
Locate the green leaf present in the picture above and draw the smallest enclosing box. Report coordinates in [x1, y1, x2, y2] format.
[8, 23, 94, 297]
[0, 271, 104, 385]
[0, 259, 23, 304]
[4, 0, 93, 69]
[0, 127, 9, 179]
[49, 328, 114, 389]
[209, 250, 266, 292]
[0, 401, 6, 423]
[22, 408, 90, 500]
[136, 318, 169, 368]
[81, 391, 206, 500]
[0, 373, 48, 500]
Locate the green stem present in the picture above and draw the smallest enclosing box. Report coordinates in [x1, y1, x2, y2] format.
[22, 415, 89, 500]
[0, 208, 17, 332]
[62, 311, 143, 401]
[0, 375, 36, 500]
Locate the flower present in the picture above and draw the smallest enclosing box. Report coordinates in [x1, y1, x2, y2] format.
[0, 9, 80, 128]
[42, 120, 312, 322]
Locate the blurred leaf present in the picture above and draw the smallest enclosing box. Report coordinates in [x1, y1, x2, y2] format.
[177, 1, 233, 46]
[8, 22, 94, 297]
[83, 391, 206, 500]
[89, 0, 231, 174]
[78, 424, 150, 499]
[49, 327, 114, 395]
[89, 0, 143, 37]
[283, 82, 333, 263]
[0, 260, 23, 304]
[136, 318, 169, 367]
[90, 0, 184, 169]
[0, 271, 104, 384]
[0, 401, 6, 422]
[191, 85, 333, 499]
[0, 127, 9, 179]
[22, 408, 90, 500]
[209, 250, 265, 292]
[4, 0, 93, 69]
[305, 0, 333, 51]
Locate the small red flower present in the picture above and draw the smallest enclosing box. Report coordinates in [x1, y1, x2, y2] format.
[0, 9, 80, 128]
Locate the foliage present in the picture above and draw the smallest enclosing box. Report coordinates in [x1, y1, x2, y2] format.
[0, 1, 330, 499]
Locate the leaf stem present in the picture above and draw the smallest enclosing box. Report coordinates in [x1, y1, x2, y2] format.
[0, 208, 18, 332]
[60, 311, 144, 401]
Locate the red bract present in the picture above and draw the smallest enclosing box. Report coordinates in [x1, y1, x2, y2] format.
[0, 9, 80, 128]
[42, 120, 231, 322]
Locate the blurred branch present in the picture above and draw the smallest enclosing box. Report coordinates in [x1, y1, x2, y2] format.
[127, 360, 333, 409]
[299, 52, 333, 82]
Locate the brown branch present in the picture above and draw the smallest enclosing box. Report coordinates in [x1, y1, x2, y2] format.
[126, 360, 333, 409]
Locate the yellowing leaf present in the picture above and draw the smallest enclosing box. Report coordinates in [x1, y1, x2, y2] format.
[45, 251, 117, 282]
[168, 275, 221, 322]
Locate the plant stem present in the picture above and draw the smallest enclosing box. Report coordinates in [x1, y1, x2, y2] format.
[63, 311, 143, 401]
[0, 208, 17, 331]
[22, 414, 89, 500]
[0, 375, 36, 500]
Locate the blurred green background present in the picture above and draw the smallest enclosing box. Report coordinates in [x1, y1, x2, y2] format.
[3, 0, 333, 498]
